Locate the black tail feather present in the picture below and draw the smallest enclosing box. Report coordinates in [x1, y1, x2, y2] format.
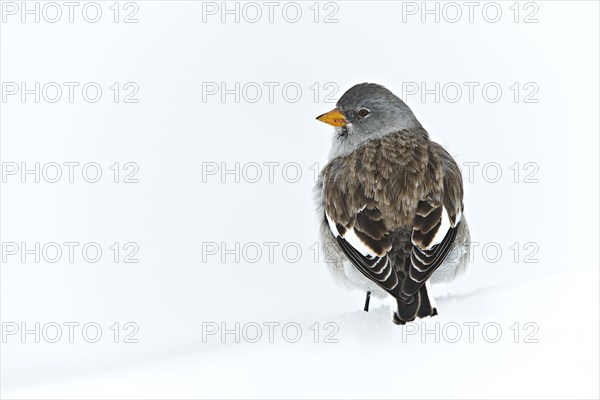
[393, 285, 437, 324]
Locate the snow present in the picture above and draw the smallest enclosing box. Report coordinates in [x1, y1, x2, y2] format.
[4, 267, 598, 399]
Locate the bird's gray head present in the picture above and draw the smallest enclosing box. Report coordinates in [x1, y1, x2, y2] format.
[316, 83, 422, 157]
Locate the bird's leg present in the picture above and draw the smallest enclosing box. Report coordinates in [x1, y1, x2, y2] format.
[363, 291, 371, 312]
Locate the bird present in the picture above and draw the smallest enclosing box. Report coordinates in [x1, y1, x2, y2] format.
[314, 82, 470, 325]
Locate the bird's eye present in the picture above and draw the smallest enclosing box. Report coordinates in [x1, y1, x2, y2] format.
[357, 108, 370, 118]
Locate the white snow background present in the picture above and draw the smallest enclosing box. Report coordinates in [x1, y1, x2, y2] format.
[0, 1, 598, 398]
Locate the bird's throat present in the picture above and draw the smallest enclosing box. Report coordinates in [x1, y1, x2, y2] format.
[337, 126, 349, 139]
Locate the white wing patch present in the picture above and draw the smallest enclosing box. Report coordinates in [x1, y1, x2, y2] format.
[325, 211, 377, 258]
[453, 210, 462, 226]
[326, 212, 339, 237]
[425, 206, 451, 250]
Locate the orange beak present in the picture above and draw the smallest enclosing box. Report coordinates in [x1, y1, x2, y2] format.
[316, 108, 347, 127]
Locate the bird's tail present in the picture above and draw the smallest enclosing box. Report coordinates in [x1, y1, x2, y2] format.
[393, 284, 437, 325]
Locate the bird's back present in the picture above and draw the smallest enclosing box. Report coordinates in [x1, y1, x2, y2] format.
[318, 128, 469, 295]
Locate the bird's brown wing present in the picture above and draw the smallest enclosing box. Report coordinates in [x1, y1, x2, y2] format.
[401, 200, 460, 298]
[326, 200, 462, 299]
[324, 139, 464, 300]
[401, 142, 465, 297]
[325, 206, 399, 292]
